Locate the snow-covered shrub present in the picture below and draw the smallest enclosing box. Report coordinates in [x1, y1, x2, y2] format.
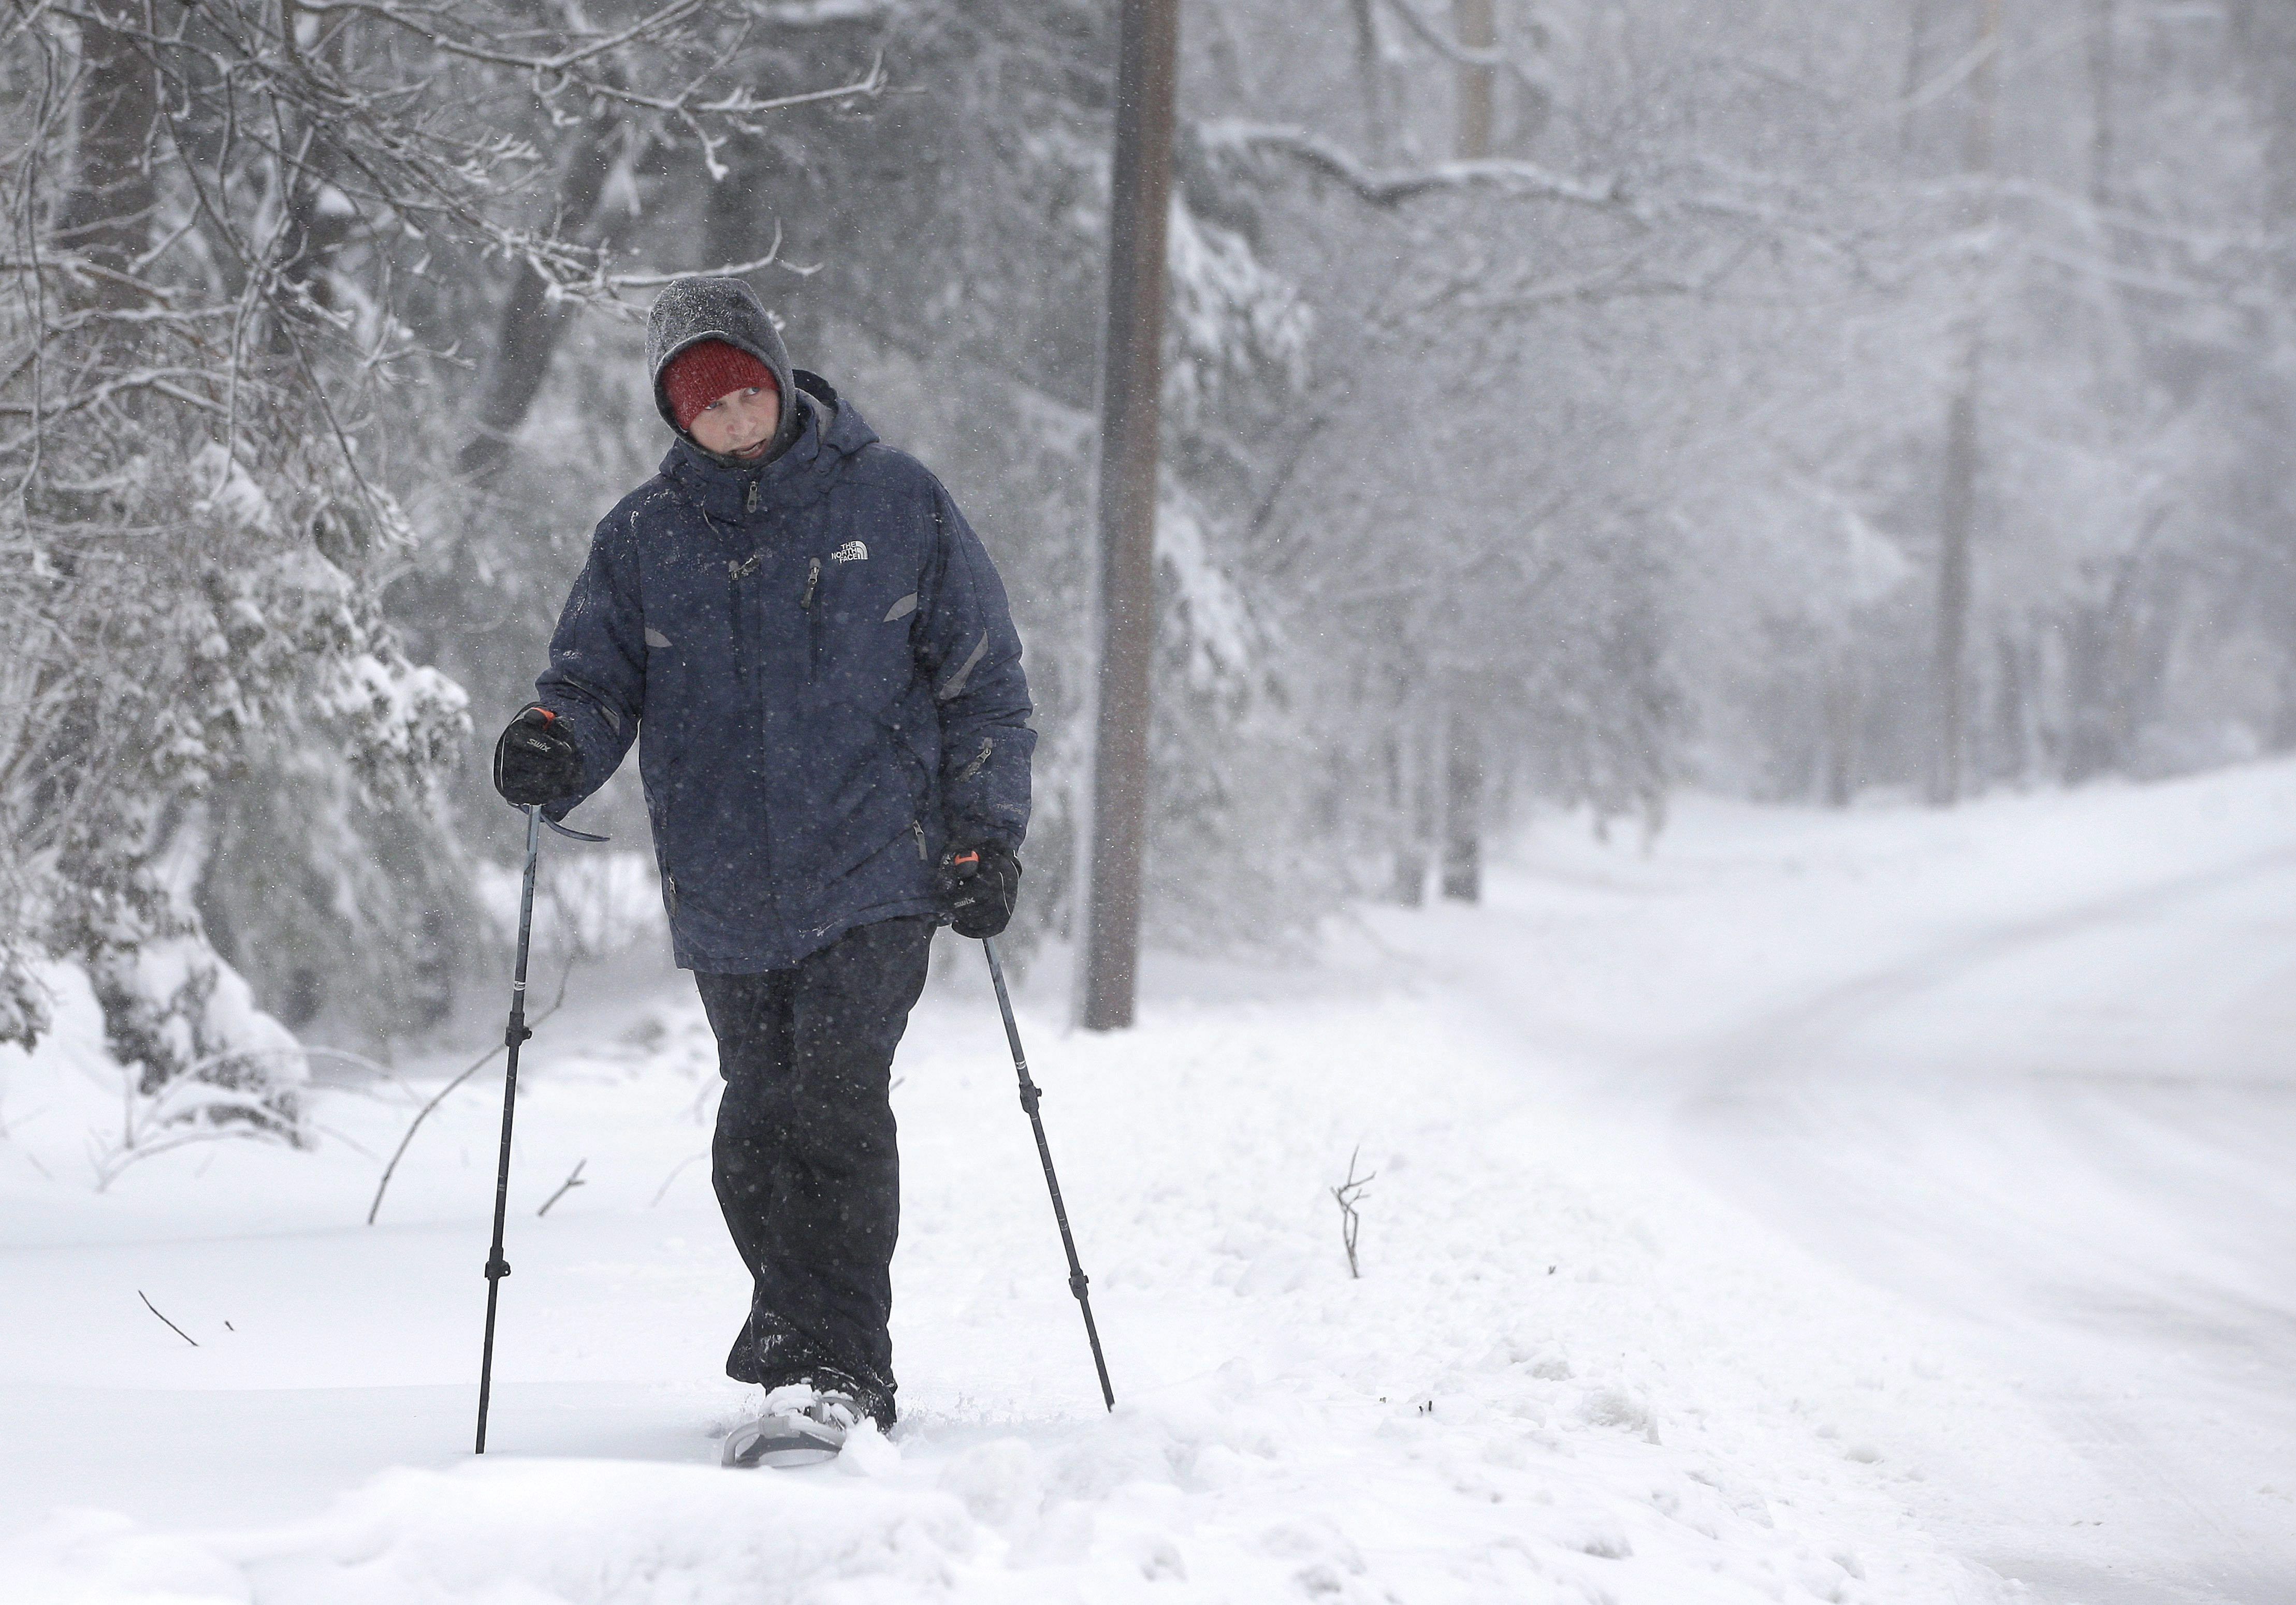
[88, 933, 308, 1135]
[0, 425, 465, 1118]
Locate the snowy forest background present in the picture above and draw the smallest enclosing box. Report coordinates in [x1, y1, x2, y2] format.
[8, 0, 2296, 1125]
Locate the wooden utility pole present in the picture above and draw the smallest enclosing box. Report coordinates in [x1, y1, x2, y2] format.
[1931, 382, 1978, 805]
[2086, 0, 2117, 208]
[1929, 0, 2000, 808]
[1439, 714, 1484, 901]
[1455, 0, 1497, 158]
[1438, 0, 1495, 903]
[1081, 0, 1181, 1031]
[1349, 0, 1392, 160]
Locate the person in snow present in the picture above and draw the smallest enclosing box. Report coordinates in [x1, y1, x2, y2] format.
[489, 275, 1033, 1465]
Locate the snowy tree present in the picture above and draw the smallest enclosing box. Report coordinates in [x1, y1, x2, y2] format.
[1, 0, 858, 1112]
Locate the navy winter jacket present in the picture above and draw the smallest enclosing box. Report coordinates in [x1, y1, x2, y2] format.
[534, 373, 1034, 973]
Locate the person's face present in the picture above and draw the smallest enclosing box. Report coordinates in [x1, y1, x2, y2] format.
[689, 383, 781, 458]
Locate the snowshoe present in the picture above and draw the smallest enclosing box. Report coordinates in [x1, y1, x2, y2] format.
[722, 1382, 861, 1469]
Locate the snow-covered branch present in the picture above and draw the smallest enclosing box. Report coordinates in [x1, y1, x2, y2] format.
[1205, 122, 1635, 214]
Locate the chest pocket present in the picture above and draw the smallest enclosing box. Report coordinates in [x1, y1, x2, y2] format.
[809, 546, 919, 705]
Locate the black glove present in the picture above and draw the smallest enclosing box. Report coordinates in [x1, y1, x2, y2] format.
[491, 706, 584, 807]
[937, 840, 1020, 939]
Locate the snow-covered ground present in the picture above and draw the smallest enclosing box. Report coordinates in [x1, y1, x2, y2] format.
[5, 766, 2294, 1604]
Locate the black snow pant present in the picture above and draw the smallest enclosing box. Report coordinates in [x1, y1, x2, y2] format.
[694, 915, 933, 1427]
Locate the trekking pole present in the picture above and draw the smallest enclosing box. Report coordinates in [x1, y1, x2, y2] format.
[475, 802, 606, 1454]
[474, 805, 542, 1453]
[981, 936, 1115, 1411]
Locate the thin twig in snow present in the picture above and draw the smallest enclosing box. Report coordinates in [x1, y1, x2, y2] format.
[650, 1151, 707, 1207]
[536, 1158, 588, 1216]
[366, 953, 577, 1225]
[138, 1290, 198, 1347]
[1332, 1147, 1376, 1279]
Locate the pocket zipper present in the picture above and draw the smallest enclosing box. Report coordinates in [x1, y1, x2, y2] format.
[911, 820, 927, 862]
[801, 556, 822, 678]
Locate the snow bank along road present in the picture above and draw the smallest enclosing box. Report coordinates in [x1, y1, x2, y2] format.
[4, 766, 2292, 1602]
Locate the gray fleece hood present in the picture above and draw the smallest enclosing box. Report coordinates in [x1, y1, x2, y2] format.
[645, 275, 800, 457]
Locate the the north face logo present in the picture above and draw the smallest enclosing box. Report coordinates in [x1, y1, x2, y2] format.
[830, 541, 867, 563]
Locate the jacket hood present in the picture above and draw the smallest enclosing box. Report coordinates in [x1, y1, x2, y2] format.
[645, 275, 800, 456]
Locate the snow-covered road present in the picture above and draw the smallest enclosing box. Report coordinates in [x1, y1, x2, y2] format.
[1681, 847, 2296, 1604]
[1386, 768, 2296, 1604]
[4, 766, 2293, 1602]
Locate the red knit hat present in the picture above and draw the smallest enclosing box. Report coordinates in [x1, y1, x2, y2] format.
[661, 340, 777, 433]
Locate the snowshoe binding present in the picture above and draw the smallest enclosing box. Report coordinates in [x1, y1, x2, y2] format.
[722, 1382, 861, 1469]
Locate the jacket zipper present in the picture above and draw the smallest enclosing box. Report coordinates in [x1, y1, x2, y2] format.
[801, 555, 821, 679]
[911, 820, 927, 862]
